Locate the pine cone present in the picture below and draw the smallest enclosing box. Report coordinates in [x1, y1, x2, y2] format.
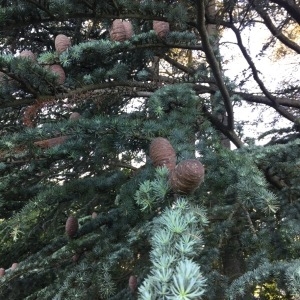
[49, 64, 66, 85]
[149, 137, 176, 172]
[72, 253, 80, 263]
[128, 275, 137, 293]
[153, 21, 170, 38]
[11, 263, 18, 271]
[0, 268, 5, 277]
[65, 216, 79, 238]
[55, 34, 71, 54]
[170, 159, 204, 194]
[110, 19, 133, 42]
[19, 50, 36, 61]
[69, 112, 81, 121]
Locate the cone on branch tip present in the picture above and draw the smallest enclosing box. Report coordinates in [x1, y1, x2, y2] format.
[55, 34, 71, 54]
[0, 268, 5, 277]
[72, 253, 80, 263]
[69, 112, 81, 121]
[49, 64, 66, 85]
[170, 159, 205, 194]
[149, 137, 177, 172]
[128, 275, 137, 293]
[65, 216, 79, 238]
[19, 50, 36, 61]
[110, 19, 133, 42]
[153, 21, 170, 38]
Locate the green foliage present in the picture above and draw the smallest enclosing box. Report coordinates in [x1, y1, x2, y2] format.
[138, 198, 207, 299]
[0, 0, 299, 299]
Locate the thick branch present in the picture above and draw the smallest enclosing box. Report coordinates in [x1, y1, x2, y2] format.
[237, 93, 300, 109]
[161, 54, 196, 75]
[196, 0, 235, 130]
[202, 105, 244, 148]
[230, 23, 298, 123]
[254, 3, 300, 54]
[0, 81, 159, 109]
[269, 0, 300, 24]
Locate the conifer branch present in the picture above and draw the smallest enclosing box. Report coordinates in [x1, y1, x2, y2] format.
[25, 0, 57, 19]
[240, 203, 257, 238]
[161, 54, 196, 75]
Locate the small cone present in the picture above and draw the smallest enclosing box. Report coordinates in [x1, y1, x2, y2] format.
[69, 112, 81, 121]
[72, 253, 80, 263]
[55, 34, 71, 54]
[49, 64, 66, 85]
[91, 212, 97, 219]
[11, 263, 18, 271]
[65, 216, 79, 238]
[19, 50, 36, 61]
[0, 268, 5, 277]
[129, 275, 137, 293]
[153, 21, 170, 38]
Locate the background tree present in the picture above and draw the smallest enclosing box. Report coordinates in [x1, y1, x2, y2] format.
[0, 0, 299, 299]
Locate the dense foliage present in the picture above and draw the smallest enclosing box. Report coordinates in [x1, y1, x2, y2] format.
[0, 0, 299, 299]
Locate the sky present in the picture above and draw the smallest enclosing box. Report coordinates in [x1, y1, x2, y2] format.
[220, 23, 300, 145]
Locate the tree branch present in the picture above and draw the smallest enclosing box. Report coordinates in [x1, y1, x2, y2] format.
[161, 54, 195, 75]
[202, 105, 244, 148]
[269, 0, 300, 24]
[229, 23, 298, 123]
[254, 3, 300, 54]
[196, 0, 235, 131]
[24, 0, 57, 19]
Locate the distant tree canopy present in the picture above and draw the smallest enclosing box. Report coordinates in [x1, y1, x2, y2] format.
[0, 1, 299, 299]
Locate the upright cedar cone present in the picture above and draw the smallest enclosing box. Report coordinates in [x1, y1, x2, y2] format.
[128, 275, 137, 293]
[11, 263, 18, 271]
[170, 159, 204, 194]
[149, 137, 176, 172]
[19, 50, 36, 61]
[72, 253, 80, 263]
[55, 34, 71, 54]
[49, 64, 66, 85]
[65, 216, 79, 238]
[0, 268, 5, 277]
[110, 19, 133, 42]
[153, 21, 170, 38]
[69, 112, 81, 121]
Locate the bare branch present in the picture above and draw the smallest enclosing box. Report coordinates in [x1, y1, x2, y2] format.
[229, 23, 298, 123]
[196, 0, 235, 131]
[254, 3, 300, 54]
[202, 105, 244, 148]
[269, 0, 300, 24]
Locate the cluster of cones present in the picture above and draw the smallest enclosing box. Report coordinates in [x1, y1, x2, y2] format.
[19, 34, 70, 85]
[110, 19, 170, 42]
[149, 137, 205, 194]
